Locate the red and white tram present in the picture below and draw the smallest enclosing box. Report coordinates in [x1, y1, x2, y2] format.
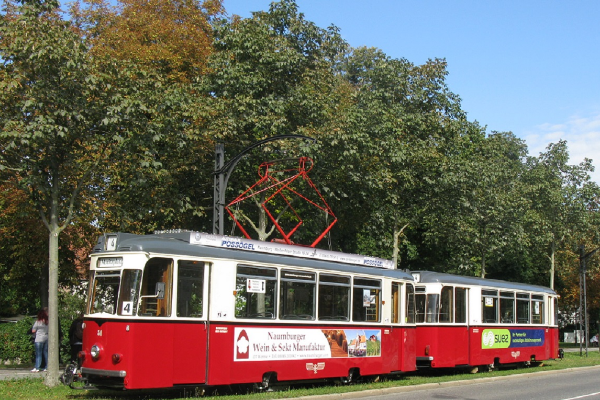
[410, 271, 559, 370]
[79, 231, 417, 390]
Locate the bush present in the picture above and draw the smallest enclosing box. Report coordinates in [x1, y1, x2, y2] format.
[0, 283, 87, 365]
[0, 317, 34, 364]
[58, 282, 87, 364]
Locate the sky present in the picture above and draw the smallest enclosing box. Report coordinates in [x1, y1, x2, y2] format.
[222, 0, 600, 183]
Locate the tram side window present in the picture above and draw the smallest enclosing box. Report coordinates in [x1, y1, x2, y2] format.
[177, 261, 205, 318]
[406, 284, 415, 323]
[500, 291, 515, 323]
[440, 287, 453, 323]
[482, 290, 498, 323]
[318, 274, 350, 321]
[138, 258, 173, 317]
[531, 295, 544, 324]
[415, 291, 426, 323]
[455, 287, 467, 323]
[352, 278, 381, 322]
[425, 294, 440, 323]
[89, 270, 121, 314]
[391, 283, 400, 323]
[516, 293, 530, 323]
[280, 270, 316, 320]
[235, 265, 277, 319]
[117, 270, 142, 316]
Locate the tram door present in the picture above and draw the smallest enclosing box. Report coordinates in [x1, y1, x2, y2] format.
[450, 286, 469, 366]
[172, 260, 208, 384]
[389, 282, 403, 369]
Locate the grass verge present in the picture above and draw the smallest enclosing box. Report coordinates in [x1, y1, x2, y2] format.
[1, 350, 599, 400]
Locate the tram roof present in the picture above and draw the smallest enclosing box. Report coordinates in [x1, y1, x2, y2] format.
[411, 270, 556, 295]
[92, 231, 414, 281]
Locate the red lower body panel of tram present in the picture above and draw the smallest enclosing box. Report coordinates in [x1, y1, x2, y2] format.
[80, 319, 415, 389]
[206, 324, 416, 386]
[416, 325, 559, 369]
[80, 318, 207, 389]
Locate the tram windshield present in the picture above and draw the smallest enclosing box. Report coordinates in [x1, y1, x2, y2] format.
[88, 269, 143, 316]
[89, 270, 121, 315]
[88, 257, 204, 318]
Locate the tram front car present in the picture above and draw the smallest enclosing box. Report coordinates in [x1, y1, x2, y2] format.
[80, 232, 206, 389]
[79, 231, 417, 390]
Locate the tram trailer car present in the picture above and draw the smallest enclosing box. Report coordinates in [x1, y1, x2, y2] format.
[79, 231, 417, 390]
[410, 271, 559, 370]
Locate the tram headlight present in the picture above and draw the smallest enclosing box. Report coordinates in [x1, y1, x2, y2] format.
[90, 344, 102, 360]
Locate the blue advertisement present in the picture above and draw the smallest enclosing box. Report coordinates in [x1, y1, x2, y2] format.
[509, 329, 545, 348]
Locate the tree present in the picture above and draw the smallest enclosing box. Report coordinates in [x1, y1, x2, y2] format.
[433, 131, 529, 278]
[0, 183, 48, 315]
[203, 0, 347, 240]
[71, 0, 222, 83]
[0, 0, 97, 384]
[0, 0, 173, 385]
[523, 140, 600, 289]
[319, 47, 466, 265]
[68, 0, 224, 233]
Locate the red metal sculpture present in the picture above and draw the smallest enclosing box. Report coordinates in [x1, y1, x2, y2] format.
[225, 157, 337, 248]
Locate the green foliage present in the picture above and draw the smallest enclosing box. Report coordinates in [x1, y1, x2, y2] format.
[0, 285, 84, 365]
[207, 0, 346, 140]
[57, 285, 87, 363]
[0, 317, 34, 363]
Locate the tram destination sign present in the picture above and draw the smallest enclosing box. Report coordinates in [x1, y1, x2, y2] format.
[98, 257, 123, 268]
[189, 232, 395, 270]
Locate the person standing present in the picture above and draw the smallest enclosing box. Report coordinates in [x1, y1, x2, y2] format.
[31, 309, 49, 372]
[68, 314, 84, 363]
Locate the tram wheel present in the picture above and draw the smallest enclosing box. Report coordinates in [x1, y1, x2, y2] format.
[338, 368, 359, 385]
[254, 372, 277, 391]
[528, 361, 543, 368]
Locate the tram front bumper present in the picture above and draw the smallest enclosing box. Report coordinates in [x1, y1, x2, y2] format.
[81, 367, 127, 389]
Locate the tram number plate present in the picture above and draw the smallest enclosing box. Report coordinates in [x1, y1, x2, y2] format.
[121, 301, 133, 315]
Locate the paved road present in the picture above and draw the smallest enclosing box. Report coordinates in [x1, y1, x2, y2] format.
[320, 365, 600, 400]
[564, 346, 599, 353]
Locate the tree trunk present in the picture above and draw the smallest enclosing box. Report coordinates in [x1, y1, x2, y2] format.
[44, 174, 61, 387]
[550, 241, 555, 290]
[258, 192, 268, 241]
[39, 264, 49, 309]
[44, 228, 60, 387]
[392, 220, 409, 269]
[392, 231, 400, 269]
[481, 251, 486, 278]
